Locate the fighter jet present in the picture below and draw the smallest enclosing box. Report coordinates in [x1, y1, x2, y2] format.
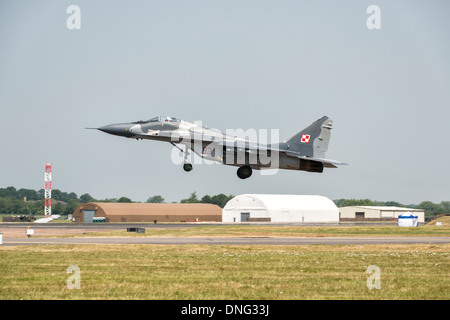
[93, 115, 346, 179]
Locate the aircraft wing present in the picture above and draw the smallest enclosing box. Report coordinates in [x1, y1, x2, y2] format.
[187, 135, 348, 168]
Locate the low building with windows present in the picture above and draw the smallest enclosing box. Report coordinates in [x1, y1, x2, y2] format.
[339, 206, 425, 223]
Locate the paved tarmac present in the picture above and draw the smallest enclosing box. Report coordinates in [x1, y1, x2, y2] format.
[3, 236, 450, 246]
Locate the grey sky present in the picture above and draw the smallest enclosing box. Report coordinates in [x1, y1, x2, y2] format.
[1, 1, 449, 205]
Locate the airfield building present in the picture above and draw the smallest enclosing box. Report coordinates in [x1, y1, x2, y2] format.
[222, 194, 339, 223]
[339, 206, 425, 223]
[72, 202, 222, 223]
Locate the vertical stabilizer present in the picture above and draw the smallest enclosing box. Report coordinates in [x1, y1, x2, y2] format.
[284, 116, 333, 158]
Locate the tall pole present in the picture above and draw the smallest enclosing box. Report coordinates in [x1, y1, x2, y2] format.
[44, 162, 52, 217]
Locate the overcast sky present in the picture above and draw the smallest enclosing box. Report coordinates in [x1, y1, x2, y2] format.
[1, 0, 449, 205]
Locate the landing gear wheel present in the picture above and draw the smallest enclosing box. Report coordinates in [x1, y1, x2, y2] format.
[183, 163, 193, 172]
[237, 165, 252, 179]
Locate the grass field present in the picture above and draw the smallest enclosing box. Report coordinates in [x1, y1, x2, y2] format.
[1, 221, 449, 300]
[1, 243, 449, 300]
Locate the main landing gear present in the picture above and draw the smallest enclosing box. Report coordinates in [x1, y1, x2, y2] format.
[237, 165, 252, 179]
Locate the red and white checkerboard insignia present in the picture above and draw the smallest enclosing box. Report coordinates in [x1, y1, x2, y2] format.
[301, 134, 311, 143]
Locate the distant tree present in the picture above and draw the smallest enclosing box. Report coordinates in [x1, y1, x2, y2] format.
[68, 192, 78, 200]
[118, 196, 132, 203]
[80, 193, 95, 203]
[0, 198, 8, 214]
[418, 201, 445, 218]
[201, 195, 212, 203]
[64, 199, 81, 216]
[334, 198, 374, 207]
[179, 193, 233, 207]
[9, 199, 28, 215]
[52, 189, 65, 202]
[333, 199, 345, 207]
[440, 201, 450, 214]
[180, 192, 200, 203]
[0, 186, 18, 199]
[146, 195, 165, 203]
[38, 189, 45, 199]
[17, 188, 40, 201]
[52, 202, 65, 215]
[202, 193, 233, 208]
[380, 201, 402, 207]
[213, 194, 234, 208]
[52, 189, 78, 203]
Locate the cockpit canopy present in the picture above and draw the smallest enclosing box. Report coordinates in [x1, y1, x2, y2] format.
[147, 116, 180, 123]
[133, 116, 180, 124]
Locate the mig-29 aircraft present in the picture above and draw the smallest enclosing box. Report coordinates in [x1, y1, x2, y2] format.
[92, 116, 346, 179]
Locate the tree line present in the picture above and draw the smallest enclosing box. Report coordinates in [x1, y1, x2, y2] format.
[0, 187, 234, 216]
[0, 186, 448, 217]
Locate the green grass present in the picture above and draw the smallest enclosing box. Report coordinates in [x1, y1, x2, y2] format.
[1, 244, 449, 299]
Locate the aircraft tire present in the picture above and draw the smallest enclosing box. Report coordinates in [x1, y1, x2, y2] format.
[237, 165, 252, 179]
[183, 163, 193, 172]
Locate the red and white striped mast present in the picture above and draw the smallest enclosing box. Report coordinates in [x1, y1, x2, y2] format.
[44, 162, 52, 217]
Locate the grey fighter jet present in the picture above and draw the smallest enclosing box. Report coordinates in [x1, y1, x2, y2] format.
[93, 116, 346, 179]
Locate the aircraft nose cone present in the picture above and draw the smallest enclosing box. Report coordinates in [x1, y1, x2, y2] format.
[98, 123, 134, 137]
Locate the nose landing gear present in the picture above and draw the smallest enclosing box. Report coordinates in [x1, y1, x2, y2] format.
[171, 142, 193, 173]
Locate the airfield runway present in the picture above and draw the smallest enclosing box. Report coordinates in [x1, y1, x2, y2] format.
[1, 223, 450, 246]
